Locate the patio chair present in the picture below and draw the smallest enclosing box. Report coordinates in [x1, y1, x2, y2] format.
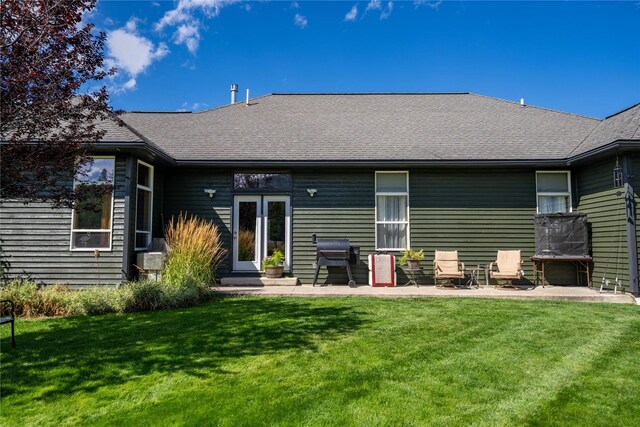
[489, 250, 524, 287]
[433, 250, 465, 287]
[0, 300, 16, 348]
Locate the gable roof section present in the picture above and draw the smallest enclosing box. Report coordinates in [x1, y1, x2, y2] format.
[569, 103, 640, 157]
[96, 115, 145, 142]
[120, 93, 602, 163]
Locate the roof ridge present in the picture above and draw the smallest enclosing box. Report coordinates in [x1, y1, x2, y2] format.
[111, 112, 171, 156]
[269, 92, 470, 95]
[604, 102, 640, 119]
[128, 111, 192, 114]
[566, 120, 603, 158]
[468, 93, 601, 121]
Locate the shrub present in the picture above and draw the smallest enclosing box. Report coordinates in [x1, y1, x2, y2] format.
[0, 278, 216, 318]
[0, 281, 70, 317]
[67, 287, 122, 316]
[163, 213, 227, 287]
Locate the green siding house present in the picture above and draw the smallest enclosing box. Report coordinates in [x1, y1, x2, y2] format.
[1, 93, 639, 294]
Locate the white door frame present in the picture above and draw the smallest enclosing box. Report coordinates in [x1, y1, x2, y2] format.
[232, 196, 262, 272]
[263, 195, 292, 272]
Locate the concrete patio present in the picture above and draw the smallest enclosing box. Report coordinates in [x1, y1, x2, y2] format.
[214, 283, 637, 304]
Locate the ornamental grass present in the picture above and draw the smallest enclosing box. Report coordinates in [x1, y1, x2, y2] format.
[163, 213, 227, 288]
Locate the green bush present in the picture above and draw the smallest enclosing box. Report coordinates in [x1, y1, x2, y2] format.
[67, 287, 122, 316]
[0, 278, 215, 318]
[0, 281, 70, 317]
[163, 213, 227, 287]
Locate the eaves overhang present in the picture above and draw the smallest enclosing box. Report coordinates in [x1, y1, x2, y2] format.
[92, 142, 176, 165]
[566, 140, 640, 166]
[173, 158, 572, 169]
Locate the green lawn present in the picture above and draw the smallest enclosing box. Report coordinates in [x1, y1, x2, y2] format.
[1, 297, 639, 426]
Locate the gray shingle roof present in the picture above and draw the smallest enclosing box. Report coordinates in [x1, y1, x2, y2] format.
[115, 93, 637, 162]
[97, 116, 144, 142]
[569, 103, 640, 157]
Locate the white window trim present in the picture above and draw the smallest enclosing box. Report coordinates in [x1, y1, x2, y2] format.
[70, 156, 115, 251]
[375, 171, 410, 251]
[135, 160, 154, 251]
[535, 170, 572, 214]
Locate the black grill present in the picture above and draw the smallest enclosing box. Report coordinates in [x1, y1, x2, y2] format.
[312, 234, 359, 286]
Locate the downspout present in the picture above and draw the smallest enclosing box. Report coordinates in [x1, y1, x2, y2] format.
[623, 155, 638, 295]
[121, 155, 135, 282]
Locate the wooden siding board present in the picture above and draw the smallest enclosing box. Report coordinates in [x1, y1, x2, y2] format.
[162, 169, 233, 276]
[576, 156, 630, 291]
[633, 154, 640, 292]
[0, 155, 129, 285]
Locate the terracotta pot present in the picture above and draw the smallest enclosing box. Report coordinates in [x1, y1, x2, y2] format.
[407, 259, 421, 270]
[264, 265, 284, 278]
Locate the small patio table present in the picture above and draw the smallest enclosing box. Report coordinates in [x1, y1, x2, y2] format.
[402, 268, 424, 287]
[467, 264, 489, 288]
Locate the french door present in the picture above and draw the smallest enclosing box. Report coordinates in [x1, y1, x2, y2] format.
[232, 195, 291, 272]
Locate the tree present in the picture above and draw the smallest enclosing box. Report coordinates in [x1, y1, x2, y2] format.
[0, 0, 115, 208]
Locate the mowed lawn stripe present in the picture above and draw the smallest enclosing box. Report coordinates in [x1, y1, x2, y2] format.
[1, 297, 638, 426]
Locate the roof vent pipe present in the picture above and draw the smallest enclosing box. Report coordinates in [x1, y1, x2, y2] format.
[246, 88, 250, 106]
[520, 98, 525, 107]
[230, 83, 238, 104]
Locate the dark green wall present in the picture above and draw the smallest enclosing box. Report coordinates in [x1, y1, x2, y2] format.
[632, 154, 640, 291]
[157, 165, 637, 288]
[162, 168, 233, 276]
[575, 156, 631, 292]
[292, 170, 375, 285]
[409, 169, 538, 285]
[0, 155, 129, 286]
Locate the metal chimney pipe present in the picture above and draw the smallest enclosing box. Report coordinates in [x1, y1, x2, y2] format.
[230, 83, 238, 104]
[520, 98, 525, 107]
[246, 88, 250, 106]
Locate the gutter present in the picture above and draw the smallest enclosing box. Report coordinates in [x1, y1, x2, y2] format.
[173, 158, 571, 168]
[566, 140, 640, 166]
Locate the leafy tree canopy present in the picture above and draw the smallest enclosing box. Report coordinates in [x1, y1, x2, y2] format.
[1, 0, 115, 207]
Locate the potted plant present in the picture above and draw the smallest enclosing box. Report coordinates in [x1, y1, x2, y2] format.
[399, 248, 425, 270]
[262, 249, 285, 278]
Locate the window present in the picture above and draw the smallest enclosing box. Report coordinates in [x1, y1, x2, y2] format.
[70, 157, 115, 250]
[536, 171, 572, 213]
[375, 171, 409, 250]
[135, 161, 154, 250]
[233, 173, 292, 191]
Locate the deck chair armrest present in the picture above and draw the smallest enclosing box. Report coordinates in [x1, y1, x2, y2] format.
[459, 262, 465, 272]
[488, 262, 497, 272]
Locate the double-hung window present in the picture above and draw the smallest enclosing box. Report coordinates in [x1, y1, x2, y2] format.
[135, 161, 154, 250]
[536, 171, 572, 213]
[375, 171, 409, 250]
[70, 157, 115, 250]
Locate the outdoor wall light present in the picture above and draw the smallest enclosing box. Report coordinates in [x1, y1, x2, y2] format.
[613, 158, 623, 188]
[204, 189, 217, 198]
[306, 188, 317, 197]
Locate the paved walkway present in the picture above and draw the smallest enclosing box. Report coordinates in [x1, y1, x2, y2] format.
[215, 284, 637, 304]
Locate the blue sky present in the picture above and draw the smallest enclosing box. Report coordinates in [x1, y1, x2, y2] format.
[91, 1, 640, 118]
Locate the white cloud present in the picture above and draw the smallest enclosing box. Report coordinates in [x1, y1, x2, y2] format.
[365, 0, 393, 20]
[414, 0, 442, 10]
[174, 23, 201, 54]
[380, 1, 394, 20]
[123, 78, 137, 90]
[106, 18, 169, 92]
[366, 1, 382, 11]
[344, 4, 358, 22]
[155, 0, 239, 55]
[291, 1, 299, 9]
[294, 13, 308, 29]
